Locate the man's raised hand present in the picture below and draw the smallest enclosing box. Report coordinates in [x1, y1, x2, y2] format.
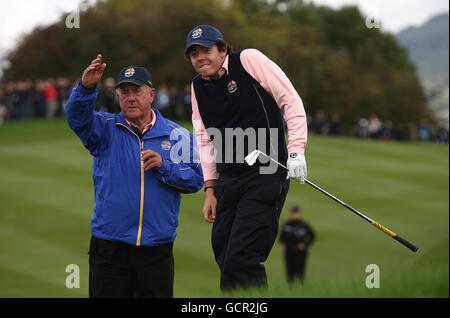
[81, 54, 107, 89]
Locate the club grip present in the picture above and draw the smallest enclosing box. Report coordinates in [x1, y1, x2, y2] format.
[393, 235, 418, 252]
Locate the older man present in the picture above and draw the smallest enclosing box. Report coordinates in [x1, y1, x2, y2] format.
[66, 54, 203, 298]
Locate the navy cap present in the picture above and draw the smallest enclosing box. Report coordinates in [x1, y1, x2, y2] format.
[115, 66, 153, 89]
[290, 205, 301, 213]
[185, 25, 224, 54]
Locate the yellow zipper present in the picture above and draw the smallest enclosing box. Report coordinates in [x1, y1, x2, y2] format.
[116, 123, 145, 246]
[136, 139, 145, 246]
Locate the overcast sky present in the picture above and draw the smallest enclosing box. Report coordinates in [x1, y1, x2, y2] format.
[0, 0, 448, 58]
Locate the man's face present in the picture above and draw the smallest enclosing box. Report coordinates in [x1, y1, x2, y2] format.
[188, 45, 227, 78]
[116, 83, 154, 121]
[291, 212, 300, 221]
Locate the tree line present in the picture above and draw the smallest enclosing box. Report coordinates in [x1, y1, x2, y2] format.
[2, 0, 432, 133]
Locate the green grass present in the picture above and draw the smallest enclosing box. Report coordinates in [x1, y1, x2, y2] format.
[0, 119, 448, 298]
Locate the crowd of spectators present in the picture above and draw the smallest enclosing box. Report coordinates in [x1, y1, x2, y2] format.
[0, 78, 192, 125]
[308, 110, 448, 143]
[1, 78, 448, 144]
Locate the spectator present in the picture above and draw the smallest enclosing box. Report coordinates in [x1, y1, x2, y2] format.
[368, 114, 383, 139]
[43, 79, 59, 118]
[328, 112, 342, 136]
[280, 205, 315, 283]
[310, 110, 326, 134]
[155, 83, 171, 117]
[176, 84, 192, 120]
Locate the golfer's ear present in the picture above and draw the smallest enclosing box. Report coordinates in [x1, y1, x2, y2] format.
[149, 87, 156, 99]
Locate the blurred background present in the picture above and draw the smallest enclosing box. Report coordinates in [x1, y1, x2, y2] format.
[0, 0, 448, 298]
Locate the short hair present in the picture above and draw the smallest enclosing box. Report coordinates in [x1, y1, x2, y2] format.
[216, 39, 233, 55]
[290, 205, 301, 213]
[184, 40, 233, 60]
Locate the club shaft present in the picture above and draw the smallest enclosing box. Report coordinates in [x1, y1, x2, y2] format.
[304, 179, 372, 222]
[304, 179, 417, 252]
[266, 155, 373, 221]
[261, 152, 418, 252]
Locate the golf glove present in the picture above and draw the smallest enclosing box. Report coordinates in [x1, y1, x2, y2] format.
[287, 153, 307, 184]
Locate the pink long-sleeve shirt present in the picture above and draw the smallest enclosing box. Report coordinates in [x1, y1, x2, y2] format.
[192, 48, 307, 181]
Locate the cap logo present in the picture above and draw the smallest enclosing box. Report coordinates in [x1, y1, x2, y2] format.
[192, 28, 203, 39]
[124, 67, 135, 77]
[161, 140, 171, 151]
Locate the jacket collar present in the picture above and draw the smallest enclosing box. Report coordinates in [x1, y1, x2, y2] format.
[116, 109, 171, 139]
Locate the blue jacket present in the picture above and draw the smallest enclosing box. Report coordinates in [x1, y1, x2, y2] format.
[66, 83, 204, 247]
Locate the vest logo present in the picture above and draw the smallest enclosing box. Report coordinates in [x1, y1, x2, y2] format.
[192, 28, 203, 39]
[124, 67, 135, 77]
[161, 140, 171, 151]
[227, 80, 238, 93]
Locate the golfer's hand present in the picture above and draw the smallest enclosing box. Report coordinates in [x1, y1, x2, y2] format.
[141, 150, 163, 170]
[203, 189, 217, 223]
[81, 54, 107, 89]
[287, 153, 307, 184]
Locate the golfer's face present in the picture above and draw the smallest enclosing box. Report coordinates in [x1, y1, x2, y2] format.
[117, 83, 154, 120]
[189, 45, 226, 78]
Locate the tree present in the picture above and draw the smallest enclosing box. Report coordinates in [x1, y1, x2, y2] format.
[2, 0, 431, 134]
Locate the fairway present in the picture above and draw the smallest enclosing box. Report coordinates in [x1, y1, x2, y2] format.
[0, 119, 448, 297]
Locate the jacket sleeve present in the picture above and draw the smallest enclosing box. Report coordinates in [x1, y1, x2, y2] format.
[65, 83, 108, 156]
[156, 126, 204, 193]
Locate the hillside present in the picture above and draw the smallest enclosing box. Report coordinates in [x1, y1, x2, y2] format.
[397, 13, 449, 122]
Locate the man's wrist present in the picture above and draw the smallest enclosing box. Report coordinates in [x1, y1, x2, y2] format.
[204, 186, 215, 193]
[204, 180, 216, 187]
[157, 159, 170, 176]
[204, 179, 216, 194]
[79, 81, 97, 92]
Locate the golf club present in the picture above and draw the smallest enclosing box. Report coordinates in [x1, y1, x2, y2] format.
[244, 150, 419, 252]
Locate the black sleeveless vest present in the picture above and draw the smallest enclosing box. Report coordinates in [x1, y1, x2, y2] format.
[193, 51, 287, 173]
